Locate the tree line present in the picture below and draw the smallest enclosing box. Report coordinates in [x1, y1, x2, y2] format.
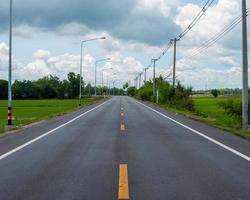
[0, 72, 124, 99]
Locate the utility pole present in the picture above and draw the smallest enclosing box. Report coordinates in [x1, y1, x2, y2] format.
[152, 59, 157, 97]
[8, 0, 13, 126]
[144, 68, 148, 83]
[113, 81, 115, 95]
[128, 80, 131, 87]
[242, 0, 249, 130]
[139, 72, 142, 88]
[94, 62, 97, 96]
[136, 76, 138, 89]
[172, 38, 177, 87]
[102, 71, 104, 96]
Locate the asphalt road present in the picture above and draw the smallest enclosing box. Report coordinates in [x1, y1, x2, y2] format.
[0, 96, 250, 200]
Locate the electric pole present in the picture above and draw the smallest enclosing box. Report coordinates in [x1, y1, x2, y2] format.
[152, 59, 157, 97]
[8, 0, 13, 126]
[144, 67, 148, 83]
[139, 72, 143, 88]
[136, 76, 138, 89]
[172, 38, 177, 87]
[113, 81, 115, 95]
[242, 0, 249, 130]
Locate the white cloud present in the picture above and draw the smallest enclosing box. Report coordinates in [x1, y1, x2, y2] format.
[178, 66, 242, 89]
[0, 42, 145, 87]
[56, 22, 90, 36]
[136, 0, 178, 18]
[175, 0, 240, 45]
[32, 49, 51, 60]
[0, 43, 8, 71]
[0, 0, 247, 90]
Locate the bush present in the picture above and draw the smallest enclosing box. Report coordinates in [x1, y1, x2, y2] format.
[219, 99, 242, 117]
[136, 77, 194, 111]
[127, 87, 137, 97]
[137, 82, 153, 101]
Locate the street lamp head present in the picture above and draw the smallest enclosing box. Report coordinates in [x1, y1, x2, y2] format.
[100, 36, 106, 40]
[107, 58, 111, 61]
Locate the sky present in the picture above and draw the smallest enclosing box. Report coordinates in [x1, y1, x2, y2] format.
[0, 0, 249, 89]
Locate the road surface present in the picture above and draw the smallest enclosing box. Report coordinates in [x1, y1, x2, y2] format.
[0, 96, 249, 200]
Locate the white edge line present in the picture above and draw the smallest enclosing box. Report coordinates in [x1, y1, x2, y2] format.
[0, 99, 112, 161]
[135, 99, 250, 162]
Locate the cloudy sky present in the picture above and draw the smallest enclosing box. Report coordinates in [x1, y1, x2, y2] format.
[0, 0, 249, 89]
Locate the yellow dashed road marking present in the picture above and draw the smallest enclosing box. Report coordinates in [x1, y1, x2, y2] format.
[119, 164, 129, 199]
[120, 124, 126, 131]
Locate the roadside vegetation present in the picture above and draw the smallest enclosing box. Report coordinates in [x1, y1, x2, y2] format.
[0, 72, 124, 99]
[125, 77, 250, 139]
[0, 97, 105, 134]
[0, 72, 124, 134]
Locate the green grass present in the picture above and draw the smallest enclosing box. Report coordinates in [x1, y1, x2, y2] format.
[148, 96, 250, 140]
[0, 97, 105, 134]
[193, 97, 242, 129]
[177, 96, 250, 139]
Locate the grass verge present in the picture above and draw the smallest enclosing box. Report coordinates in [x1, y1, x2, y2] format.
[0, 97, 106, 134]
[143, 97, 250, 140]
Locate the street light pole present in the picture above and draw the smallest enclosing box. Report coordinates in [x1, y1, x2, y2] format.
[8, 0, 13, 126]
[79, 41, 83, 106]
[102, 68, 113, 96]
[242, 0, 249, 130]
[95, 58, 111, 96]
[79, 36, 106, 106]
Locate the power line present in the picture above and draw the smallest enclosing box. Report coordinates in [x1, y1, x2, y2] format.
[156, 41, 173, 61]
[182, 10, 249, 60]
[177, 0, 215, 41]
[147, 0, 215, 68]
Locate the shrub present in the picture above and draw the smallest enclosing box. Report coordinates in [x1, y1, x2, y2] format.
[219, 99, 242, 117]
[127, 87, 137, 97]
[136, 77, 194, 111]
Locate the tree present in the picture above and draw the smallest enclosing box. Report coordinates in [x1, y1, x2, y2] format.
[123, 82, 129, 90]
[0, 80, 8, 99]
[127, 87, 137, 96]
[211, 89, 220, 98]
[67, 72, 81, 98]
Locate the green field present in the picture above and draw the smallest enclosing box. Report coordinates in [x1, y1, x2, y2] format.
[0, 97, 104, 134]
[159, 96, 250, 139]
[189, 97, 250, 139]
[193, 97, 242, 129]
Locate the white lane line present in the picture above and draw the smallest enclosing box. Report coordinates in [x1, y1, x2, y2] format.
[0, 99, 112, 161]
[135, 100, 250, 162]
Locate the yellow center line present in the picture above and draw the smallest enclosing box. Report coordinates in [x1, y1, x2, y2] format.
[119, 164, 129, 199]
[120, 124, 125, 131]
